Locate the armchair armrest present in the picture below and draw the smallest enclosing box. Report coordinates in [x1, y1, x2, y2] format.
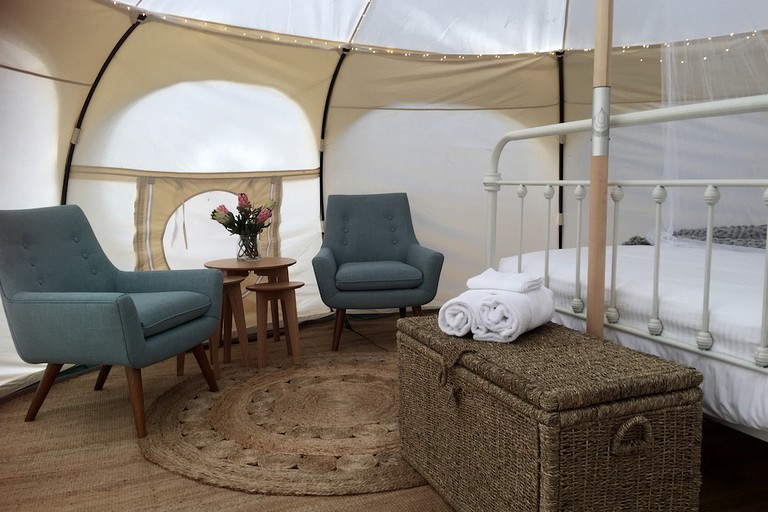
[5, 291, 147, 366]
[312, 247, 340, 299]
[116, 269, 223, 316]
[407, 244, 445, 293]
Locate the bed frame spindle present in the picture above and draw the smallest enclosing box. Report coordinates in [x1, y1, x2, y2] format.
[606, 186, 623, 324]
[543, 185, 555, 288]
[483, 170, 502, 269]
[756, 188, 768, 367]
[516, 185, 527, 273]
[648, 185, 666, 336]
[696, 185, 719, 350]
[572, 185, 586, 313]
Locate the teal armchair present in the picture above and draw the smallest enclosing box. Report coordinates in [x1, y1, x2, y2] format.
[312, 193, 444, 350]
[0, 205, 222, 437]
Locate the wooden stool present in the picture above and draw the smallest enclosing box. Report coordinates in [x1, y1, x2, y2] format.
[219, 275, 250, 369]
[246, 281, 304, 368]
[177, 274, 249, 377]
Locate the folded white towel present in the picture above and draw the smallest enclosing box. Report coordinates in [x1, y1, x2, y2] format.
[437, 289, 489, 336]
[471, 287, 555, 343]
[466, 268, 543, 293]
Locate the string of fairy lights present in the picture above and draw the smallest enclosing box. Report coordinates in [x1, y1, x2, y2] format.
[107, 1, 763, 64]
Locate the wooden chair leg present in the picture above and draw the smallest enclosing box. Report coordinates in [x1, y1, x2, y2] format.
[412, 305, 423, 316]
[192, 344, 219, 392]
[176, 353, 185, 376]
[332, 309, 346, 351]
[209, 329, 221, 379]
[124, 367, 146, 438]
[25, 363, 63, 422]
[399, 307, 407, 318]
[176, 337, 221, 377]
[94, 365, 112, 390]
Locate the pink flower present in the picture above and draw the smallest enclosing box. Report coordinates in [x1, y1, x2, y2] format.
[211, 194, 277, 236]
[211, 208, 230, 225]
[256, 208, 272, 224]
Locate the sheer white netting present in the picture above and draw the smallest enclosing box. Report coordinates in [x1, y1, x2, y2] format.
[661, 29, 768, 239]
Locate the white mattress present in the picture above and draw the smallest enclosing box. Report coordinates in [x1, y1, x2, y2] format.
[499, 243, 768, 434]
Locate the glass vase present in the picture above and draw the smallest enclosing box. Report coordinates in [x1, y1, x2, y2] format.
[237, 232, 261, 261]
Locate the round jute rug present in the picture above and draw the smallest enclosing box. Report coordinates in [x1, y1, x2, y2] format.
[139, 351, 426, 496]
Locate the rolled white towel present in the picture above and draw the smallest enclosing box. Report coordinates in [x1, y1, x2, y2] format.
[437, 289, 489, 336]
[471, 287, 555, 343]
[466, 268, 543, 293]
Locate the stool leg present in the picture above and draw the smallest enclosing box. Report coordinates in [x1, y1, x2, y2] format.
[280, 299, 295, 356]
[272, 297, 293, 356]
[255, 291, 269, 368]
[282, 290, 302, 364]
[269, 276, 281, 342]
[279, 297, 292, 355]
[227, 284, 249, 366]
[221, 297, 233, 363]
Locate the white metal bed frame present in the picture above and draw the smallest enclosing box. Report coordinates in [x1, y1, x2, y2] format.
[484, 94, 768, 375]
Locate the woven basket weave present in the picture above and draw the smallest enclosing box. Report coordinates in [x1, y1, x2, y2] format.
[397, 316, 703, 512]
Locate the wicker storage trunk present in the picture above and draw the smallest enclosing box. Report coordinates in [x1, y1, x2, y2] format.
[397, 316, 703, 512]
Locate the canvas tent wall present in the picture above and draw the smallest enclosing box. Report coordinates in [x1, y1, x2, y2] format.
[1, 0, 767, 398]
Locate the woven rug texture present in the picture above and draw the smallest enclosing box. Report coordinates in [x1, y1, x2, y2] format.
[139, 351, 426, 496]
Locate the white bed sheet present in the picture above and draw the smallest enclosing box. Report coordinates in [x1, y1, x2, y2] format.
[499, 243, 768, 434]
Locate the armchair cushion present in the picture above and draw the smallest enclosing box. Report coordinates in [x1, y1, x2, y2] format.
[336, 261, 423, 291]
[127, 291, 211, 338]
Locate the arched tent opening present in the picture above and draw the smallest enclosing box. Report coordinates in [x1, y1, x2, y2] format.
[1, 0, 768, 398]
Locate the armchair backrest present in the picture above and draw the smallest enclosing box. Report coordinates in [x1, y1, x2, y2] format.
[322, 193, 419, 265]
[0, 205, 119, 299]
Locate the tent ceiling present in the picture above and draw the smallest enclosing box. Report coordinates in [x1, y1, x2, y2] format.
[133, 0, 367, 45]
[115, 0, 768, 54]
[0, 1, 130, 83]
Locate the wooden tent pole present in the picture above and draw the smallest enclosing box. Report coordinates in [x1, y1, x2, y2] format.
[586, 0, 614, 337]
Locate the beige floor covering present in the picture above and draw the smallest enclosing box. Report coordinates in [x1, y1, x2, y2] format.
[0, 314, 451, 512]
[1, 313, 768, 511]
